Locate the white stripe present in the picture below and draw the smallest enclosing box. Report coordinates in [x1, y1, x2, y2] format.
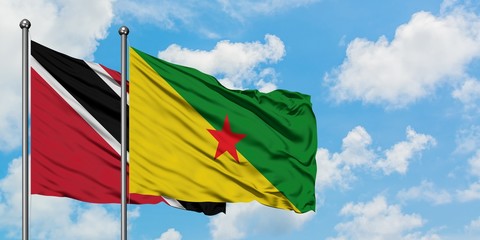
[87, 61, 130, 104]
[87, 62, 130, 162]
[31, 57, 121, 156]
[87, 62, 120, 95]
[163, 196, 185, 209]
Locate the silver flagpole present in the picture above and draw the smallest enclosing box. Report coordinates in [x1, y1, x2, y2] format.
[119, 25, 129, 240]
[20, 18, 31, 240]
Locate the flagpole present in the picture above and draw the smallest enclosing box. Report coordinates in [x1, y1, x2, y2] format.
[119, 25, 129, 240]
[20, 18, 31, 240]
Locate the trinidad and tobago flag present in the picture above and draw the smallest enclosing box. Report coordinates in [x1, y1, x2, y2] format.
[30, 41, 225, 215]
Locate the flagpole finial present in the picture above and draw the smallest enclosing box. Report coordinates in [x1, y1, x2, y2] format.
[19, 19, 31, 29]
[119, 26, 129, 36]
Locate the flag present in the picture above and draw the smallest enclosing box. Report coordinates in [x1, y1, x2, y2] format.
[30, 41, 225, 215]
[129, 47, 317, 213]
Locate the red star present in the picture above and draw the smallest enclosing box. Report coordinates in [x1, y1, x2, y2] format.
[208, 115, 246, 163]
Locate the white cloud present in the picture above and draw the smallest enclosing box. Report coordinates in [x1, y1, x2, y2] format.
[397, 180, 452, 205]
[0, 158, 119, 239]
[457, 182, 480, 202]
[117, 0, 319, 25]
[315, 148, 353, 191]
[0, 0, 114, 151]
[209, 202, 314, 240]
[127, 206, 140, 219]
[38, 204, 119, 240]
[158, 34, 285, 91]
[340, 126, 376, 167]
[315, 126, 375, 191]
[403, 232, 442, 240]
[116, 0, 319, 38]
[435, 216, 480, 240]
[326, 7, 480, 108]
[155, 228, 182, 240]
[452, 78, 480, 111]
[455, 125, 480, 154]
[217, 0, 319, 21]
[465, 217, 480, 233]
[255, 79, 278, 93]
[316, 126, 435, 191]
[468, 150, 480, 177]
[440, 0, 459, 13]
[328, 196, 430, 240]
[115, 0, 194, 29]
[375, 127, 436, 175]
[2, 0, 114, 59]
[126, 206, 141, 232]
[456, 149, 480, 202]
[0, 158, 23, 230]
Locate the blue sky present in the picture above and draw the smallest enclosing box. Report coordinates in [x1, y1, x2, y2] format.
[1, 0, 480, 239]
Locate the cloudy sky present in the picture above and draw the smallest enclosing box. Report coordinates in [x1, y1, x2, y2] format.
[1, 0, 480, 239]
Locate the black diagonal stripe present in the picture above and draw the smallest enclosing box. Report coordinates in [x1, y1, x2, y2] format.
[32, 41, 226, 215]
[178, 200, 226, 215]
[32, 41, 124, 145]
